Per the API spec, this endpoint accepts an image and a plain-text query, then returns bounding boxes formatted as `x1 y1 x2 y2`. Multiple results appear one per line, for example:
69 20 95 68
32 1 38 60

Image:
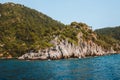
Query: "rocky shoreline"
18 38 118 60
0 53 119 60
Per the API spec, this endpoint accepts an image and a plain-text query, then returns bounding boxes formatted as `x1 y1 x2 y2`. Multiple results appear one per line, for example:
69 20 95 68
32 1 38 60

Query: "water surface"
0 54 120 80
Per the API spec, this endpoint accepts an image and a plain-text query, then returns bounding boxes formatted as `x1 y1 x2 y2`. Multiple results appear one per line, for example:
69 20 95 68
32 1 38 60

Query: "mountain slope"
0 2 119 59
0 2 65 57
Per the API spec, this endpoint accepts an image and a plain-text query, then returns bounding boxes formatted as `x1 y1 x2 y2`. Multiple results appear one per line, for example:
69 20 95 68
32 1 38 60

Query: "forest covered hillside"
0 2 65 57
95 26 120 41
0 2 119 58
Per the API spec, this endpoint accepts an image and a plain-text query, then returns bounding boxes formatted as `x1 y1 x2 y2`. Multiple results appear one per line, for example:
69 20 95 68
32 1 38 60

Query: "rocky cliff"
18 25 117 60
18 38 116 60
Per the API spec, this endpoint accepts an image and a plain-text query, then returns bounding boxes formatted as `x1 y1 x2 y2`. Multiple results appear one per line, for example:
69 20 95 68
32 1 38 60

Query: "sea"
0 54 120 80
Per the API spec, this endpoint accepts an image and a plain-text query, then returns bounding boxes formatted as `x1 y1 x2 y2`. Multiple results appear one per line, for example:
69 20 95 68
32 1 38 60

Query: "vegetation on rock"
95 27 120 50
0 2 119 57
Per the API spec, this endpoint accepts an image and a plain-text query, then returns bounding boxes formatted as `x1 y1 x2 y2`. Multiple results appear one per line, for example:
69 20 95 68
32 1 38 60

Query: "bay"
0 54 120 80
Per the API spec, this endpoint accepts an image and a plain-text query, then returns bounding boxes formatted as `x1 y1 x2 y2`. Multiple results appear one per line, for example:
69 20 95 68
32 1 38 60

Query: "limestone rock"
18 38 117 60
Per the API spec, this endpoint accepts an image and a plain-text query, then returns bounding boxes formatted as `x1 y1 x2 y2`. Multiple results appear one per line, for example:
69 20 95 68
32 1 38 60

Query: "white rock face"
18 37 116 60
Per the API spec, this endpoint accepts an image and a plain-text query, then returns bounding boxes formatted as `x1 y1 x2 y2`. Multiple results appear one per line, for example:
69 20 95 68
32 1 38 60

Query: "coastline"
0 53 119 60
18 38 119 60
18 52 119 60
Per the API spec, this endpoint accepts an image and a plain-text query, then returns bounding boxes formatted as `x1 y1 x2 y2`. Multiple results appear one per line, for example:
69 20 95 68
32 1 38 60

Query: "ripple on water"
0 54 120 80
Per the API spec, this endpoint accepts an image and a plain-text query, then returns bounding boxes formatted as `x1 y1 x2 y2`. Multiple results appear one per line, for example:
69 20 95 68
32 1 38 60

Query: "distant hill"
95 26 120 51
95 26 120 41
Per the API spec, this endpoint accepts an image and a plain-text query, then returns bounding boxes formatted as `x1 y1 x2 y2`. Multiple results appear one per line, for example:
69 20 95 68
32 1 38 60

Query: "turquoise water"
0 54 120 80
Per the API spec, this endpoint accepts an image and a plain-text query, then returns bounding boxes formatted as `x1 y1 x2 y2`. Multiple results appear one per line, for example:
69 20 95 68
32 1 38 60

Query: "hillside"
95 27 120 51
95 26 120 41
0 2 93 57
0 2 66 57
0 2 119 59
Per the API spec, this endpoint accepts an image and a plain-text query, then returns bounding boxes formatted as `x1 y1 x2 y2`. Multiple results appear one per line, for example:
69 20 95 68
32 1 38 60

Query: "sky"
0 0 120 29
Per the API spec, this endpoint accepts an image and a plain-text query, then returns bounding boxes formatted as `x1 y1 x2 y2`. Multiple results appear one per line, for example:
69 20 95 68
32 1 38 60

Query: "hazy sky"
0 0 120 29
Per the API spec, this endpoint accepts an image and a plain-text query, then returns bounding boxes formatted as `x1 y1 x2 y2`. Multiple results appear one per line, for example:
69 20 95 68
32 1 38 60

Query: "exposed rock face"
18 23 118 60
18 37 116 60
